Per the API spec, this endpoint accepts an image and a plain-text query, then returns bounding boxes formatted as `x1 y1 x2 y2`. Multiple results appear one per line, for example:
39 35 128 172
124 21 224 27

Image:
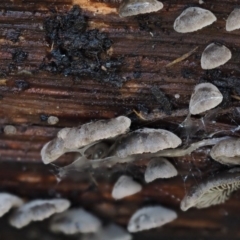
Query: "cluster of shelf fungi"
2 1 240 240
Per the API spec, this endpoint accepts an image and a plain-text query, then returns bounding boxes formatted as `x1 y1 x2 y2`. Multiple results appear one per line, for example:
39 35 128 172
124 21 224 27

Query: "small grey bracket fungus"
226 8 240 31
9 199 70 229
174 7 216 33
201 43 232 69
114 128 182 158
41 116 131 164
112 175 142 200
83 224 132 240
3 125 17 135
180 170 240 211
50 208 101 235
189 83 223 115
118 0 163 18
0 193 23 218
127 206 177 232
144 158 178 183
210 137 240 165
47 116 59 125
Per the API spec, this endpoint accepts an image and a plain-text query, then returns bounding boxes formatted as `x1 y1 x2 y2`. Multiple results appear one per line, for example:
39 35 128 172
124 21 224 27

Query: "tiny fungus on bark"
144 158 178 183
47 116 59 125
201 43 232 69
113 128 182 158
226 8 240 31
174 7 216 33
9 199 70 228
180 170 240 211
118 0 163 18
127 206 177 232
3 125 17 135
112 175 142 200
50 208 101 235
189 83 223 115
0 193 23 218
210 138 240 165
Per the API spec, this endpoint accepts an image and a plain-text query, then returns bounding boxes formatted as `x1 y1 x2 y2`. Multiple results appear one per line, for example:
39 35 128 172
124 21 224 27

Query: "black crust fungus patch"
41 5 124 87
12 49 28 63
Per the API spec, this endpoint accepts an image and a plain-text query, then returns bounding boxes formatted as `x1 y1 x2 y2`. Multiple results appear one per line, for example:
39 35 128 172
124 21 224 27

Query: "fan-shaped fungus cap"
41 116 131 164
174 7 216 33
118 0 163 18
3 125 17 135
112 175 142 200
180 170 240 211
144 158 178 183
127 206 177 232
114 128 182 158
226 8 240 31
83 224 132 240
189 83 223 115
201 43 232 69
9 199 70 228
50 208 101 234
210 138 240 165
0 193 23 218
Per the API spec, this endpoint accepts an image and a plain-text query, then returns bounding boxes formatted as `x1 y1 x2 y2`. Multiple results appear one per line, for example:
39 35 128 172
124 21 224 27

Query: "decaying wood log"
1 0 240 239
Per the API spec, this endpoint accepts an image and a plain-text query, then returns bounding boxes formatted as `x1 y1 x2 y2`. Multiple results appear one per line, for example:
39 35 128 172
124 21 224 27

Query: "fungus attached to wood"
3 125 17 135
174 7 216 33
9 199 70 228
41 116 131 164
201 43 232 69
189 83 223 115
47 116 59 125
0 193 23 218
113 128 182 158
118 0 163 18
50 208 101 235
210 137 240 165
226 8 240 31
144 158 178 183
180 170 240 211
127 206 177 232
112 175 142 200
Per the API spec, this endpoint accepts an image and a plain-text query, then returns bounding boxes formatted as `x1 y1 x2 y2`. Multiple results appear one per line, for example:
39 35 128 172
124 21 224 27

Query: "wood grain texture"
1 0 240 239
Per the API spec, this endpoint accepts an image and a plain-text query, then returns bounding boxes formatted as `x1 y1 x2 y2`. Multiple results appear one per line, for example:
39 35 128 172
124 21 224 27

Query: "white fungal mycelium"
174 7 216 33
0 193 23 218
210 137 240 165
83 224 132 240
9 199 70 228
112 175 142 200
144 158 178 183
127 206 177 232
47 116 59 125
41 116 131 164
3 125 17 135
180 170 240 211
226 8 240 31
189 83 223 115
113 128 182 158
118 0 163 18
50 208 101 235
201 43 232 69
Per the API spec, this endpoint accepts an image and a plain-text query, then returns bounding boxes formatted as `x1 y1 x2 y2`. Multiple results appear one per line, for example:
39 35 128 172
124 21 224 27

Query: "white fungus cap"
210 138 240 165
83 224 132 240
0 193 23 218
3 125 17 135
127 206 177 232
114 128 182 158
50 208 101 235
41 116 131 164
226 8 240 31
144 158 178 183
112 175 142 200
9 199 70 229
201 43 232 69
174 7 216 33
47 116 59 125
180 170 240 211
118 0 163 18
189 83 223 115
